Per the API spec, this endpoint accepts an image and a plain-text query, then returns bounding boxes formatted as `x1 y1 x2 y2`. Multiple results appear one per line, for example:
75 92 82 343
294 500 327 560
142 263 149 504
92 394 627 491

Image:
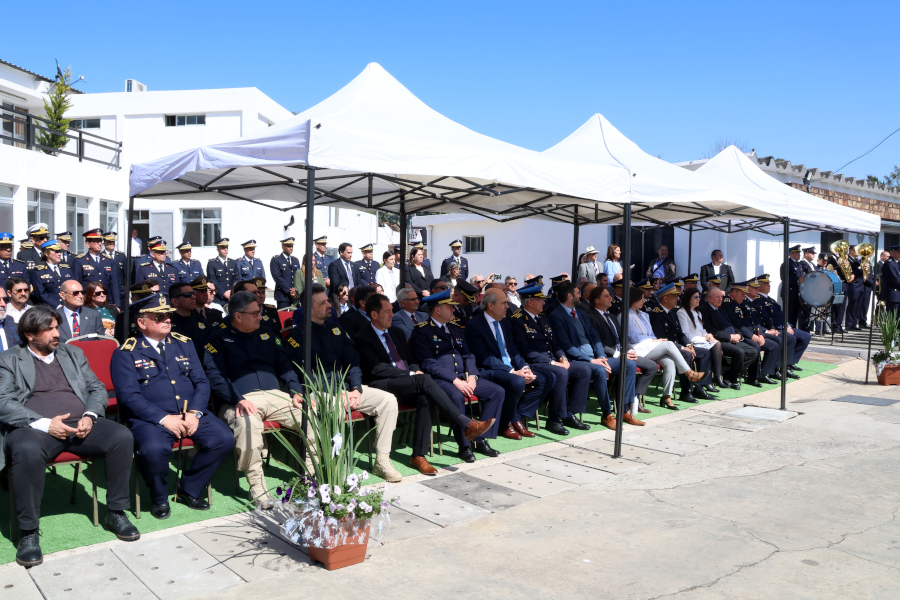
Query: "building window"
70 118 101 130
66 196 90 253
100 200 120 239
465 236 484 254
165 115 206 127
27 189 54 229
0 184 13 232
182 209 221 246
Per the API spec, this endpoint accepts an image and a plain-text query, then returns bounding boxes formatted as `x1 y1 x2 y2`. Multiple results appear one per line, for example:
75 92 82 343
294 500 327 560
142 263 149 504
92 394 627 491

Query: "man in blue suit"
409 289 504 463
328 242 362 295
465 287 554 441
391 288 428 340
548 282 636 429
440 239 469 280
111 294 234 519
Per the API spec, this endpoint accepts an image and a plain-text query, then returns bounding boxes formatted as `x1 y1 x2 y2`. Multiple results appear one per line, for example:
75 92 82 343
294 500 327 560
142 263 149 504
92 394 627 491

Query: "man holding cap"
440 240 469 281
135 240 179 290
237 240 266 281
0 232 27 291
270 237 300 308
206 238 238 303
74 228 121 308
173 241 204 285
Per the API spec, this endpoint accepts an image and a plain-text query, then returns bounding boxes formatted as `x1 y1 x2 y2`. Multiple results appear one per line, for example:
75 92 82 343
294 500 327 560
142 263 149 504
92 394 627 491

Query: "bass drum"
799 270 844 307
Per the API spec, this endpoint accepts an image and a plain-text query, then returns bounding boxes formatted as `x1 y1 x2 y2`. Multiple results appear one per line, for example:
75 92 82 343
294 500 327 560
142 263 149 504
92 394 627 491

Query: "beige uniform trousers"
219 386 398 485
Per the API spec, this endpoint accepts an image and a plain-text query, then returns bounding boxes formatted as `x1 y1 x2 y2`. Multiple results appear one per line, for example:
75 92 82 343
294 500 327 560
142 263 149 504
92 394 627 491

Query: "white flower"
333 485 341 495
331 433 343 458
359 501 373 514
346 474 359 489
308 488 316 498
319 488 331 504
360 470 369 481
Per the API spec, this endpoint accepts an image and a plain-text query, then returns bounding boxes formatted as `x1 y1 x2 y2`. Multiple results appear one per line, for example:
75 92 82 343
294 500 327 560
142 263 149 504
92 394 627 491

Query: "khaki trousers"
219 386 398 484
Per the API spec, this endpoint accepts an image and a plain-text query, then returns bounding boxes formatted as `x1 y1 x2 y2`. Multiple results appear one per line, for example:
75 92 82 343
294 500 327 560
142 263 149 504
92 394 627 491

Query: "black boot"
104 511 141 542
16 529 42 568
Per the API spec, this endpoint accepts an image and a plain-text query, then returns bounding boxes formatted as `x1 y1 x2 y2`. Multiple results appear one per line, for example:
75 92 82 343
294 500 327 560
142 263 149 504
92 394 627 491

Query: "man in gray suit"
391 287 428 340
576 246 601 284
0 305 139 568
56 280 108 342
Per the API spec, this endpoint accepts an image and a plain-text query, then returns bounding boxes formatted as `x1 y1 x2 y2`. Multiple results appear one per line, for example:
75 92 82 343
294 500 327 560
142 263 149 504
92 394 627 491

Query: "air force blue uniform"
270 254 300 308
356 258 378 286
0 258 27 292
175 259 204 285
73 252 121 306
754 293 810 365
135 260 180 291
29 263 74 305
236 256 266 281
110 331 234 505
206 257 238 302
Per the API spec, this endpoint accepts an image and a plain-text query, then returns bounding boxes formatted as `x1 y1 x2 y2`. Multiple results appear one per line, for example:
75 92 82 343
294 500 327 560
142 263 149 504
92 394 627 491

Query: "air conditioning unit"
125 79 147 93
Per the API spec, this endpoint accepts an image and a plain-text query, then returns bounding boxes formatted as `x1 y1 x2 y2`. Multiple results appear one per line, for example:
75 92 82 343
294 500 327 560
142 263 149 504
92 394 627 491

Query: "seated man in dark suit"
699 287 760 389
465 288 556 441
409 289 505 463
722 282 778 386
391 287 428 339
339 285 376 339
548 282 639 429
1 305 139 568
509 283 594 434
584 286 656 416
356 293 495 475
699 249 735 292
57 279 108 342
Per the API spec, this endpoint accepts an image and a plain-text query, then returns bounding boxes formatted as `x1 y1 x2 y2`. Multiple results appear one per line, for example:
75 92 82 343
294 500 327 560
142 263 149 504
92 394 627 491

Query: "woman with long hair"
405 247 433 297
375 250 398 302
626 287 705 410
85 281 119 336
331 284 351 317
604 244 622 279
441 262 461 288
677 287 722 392
293 253 325 302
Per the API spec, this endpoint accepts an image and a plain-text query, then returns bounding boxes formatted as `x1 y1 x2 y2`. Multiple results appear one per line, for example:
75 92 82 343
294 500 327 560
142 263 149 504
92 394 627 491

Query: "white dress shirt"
484 313 514 372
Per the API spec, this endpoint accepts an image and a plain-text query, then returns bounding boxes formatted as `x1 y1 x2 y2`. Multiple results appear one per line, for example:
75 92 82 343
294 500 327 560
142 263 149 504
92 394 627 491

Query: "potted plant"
873 309 900 386
270 364 396 570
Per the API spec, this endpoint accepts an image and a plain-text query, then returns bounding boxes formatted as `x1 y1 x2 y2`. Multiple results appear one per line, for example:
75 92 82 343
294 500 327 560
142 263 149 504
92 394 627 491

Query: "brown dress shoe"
463 418 496 443
685 369 706 383
512 421 536 438
409 455 438 476
623 411 645 426
500 424 522 440
601 414 617 430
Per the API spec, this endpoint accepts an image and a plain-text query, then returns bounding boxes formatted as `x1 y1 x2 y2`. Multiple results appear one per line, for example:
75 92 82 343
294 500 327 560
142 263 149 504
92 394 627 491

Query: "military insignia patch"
332 328 342 335
260 333 270 341
198 323 206 329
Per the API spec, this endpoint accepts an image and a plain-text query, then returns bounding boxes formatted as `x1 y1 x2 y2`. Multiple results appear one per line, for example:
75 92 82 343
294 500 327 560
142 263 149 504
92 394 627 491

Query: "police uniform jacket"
236 256 266 281
721 296 757 339
849 256 874 290
0 258 27 291
110 332 209 426
260 305 281 337
440 255 469 280
175 259 204 285
203 323 301 406
206 257 238 301
16 247 42 270
409 318 479 383
509 308 566 365
73 252 121 306
453 304 473 328
284 321 364 391
170 311 213 357
880 258 900 303
356 258 378 286
649 305 691 347
135 260 179 291
270 254 300 303
104 250 127 302
29 263 74 306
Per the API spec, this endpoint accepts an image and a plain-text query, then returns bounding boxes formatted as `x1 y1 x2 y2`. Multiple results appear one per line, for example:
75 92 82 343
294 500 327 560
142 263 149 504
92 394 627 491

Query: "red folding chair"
135 437 213 519
277 310 293 329
67 335 119 421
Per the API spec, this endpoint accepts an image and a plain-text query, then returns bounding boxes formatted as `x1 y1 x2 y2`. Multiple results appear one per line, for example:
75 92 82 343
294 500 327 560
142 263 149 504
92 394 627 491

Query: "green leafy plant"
37 66 73 153
872 308 899 365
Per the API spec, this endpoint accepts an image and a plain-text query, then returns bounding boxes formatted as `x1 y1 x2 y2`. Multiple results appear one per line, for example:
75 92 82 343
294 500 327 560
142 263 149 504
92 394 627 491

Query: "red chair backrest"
67 339 118 392
279 312 293 328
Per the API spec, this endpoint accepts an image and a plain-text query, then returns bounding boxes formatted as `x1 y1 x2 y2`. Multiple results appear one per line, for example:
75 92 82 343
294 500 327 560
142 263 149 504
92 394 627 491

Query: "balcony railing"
0 106 122 169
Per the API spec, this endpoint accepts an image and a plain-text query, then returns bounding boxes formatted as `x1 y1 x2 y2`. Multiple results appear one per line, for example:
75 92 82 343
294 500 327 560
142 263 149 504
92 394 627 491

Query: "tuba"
857 243 875 281
830 240 852 281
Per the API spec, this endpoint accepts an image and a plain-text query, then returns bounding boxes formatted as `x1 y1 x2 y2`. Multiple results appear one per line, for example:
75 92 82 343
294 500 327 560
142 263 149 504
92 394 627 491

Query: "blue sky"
5 1 899 177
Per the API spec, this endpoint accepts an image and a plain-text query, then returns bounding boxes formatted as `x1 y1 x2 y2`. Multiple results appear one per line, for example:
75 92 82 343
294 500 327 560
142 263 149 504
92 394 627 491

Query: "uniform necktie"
158 340 166 365
158 264 165 276
72 311 79 336
492 320 512 367
382 331 407 370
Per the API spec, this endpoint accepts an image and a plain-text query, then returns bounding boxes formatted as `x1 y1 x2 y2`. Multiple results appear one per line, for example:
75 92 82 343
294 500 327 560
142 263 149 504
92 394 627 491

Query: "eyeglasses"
206 287 215 292
175 291 196 298
237 310 262 318
12 287 28 294
93 291 107 297
473 280 484 285
142 313 171 323
507 282 517 287
63 290 84 296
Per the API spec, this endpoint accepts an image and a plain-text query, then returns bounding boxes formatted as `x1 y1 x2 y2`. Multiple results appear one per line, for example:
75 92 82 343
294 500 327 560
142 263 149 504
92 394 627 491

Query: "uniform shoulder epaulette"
34 265 46 270
651 306 663 313
60 264 71 268
512 309 523 319
121 337 137 351
11 258 24 264
139 261 150 267
415 321 429 328
75 253 87 259
170 331 191 343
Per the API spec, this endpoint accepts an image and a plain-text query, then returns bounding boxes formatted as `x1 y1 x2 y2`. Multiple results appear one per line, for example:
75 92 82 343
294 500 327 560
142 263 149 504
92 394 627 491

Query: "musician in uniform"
745 278 797 379
824 247 852 333
111 294 234 519
882 245 900 315
0 232 28 291
73 228 122 308
135 240 179 291
846 245 874 331
29 240 74 306
206 238 238 304
236 240 266 281
173 241 204 285
779 244 804 328
55 231 73 266
754 274 810 373
102 232 128 305
17 223 49 269
796 247 816 331
721 282 778 386
313 235 333 288
270 237 300 309
355 243 378 286
440 239 469 280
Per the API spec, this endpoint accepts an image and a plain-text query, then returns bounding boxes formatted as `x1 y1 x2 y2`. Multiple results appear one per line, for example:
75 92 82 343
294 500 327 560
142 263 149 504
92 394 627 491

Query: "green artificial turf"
0 359 836 564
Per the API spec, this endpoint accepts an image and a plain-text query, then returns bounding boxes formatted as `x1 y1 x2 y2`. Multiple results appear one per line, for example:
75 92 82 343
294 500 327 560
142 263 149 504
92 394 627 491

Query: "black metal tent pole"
299 168 316 460
571 205 580 278
865 242 878 384
613 203 632 458
687 223 693 275
780 217 790 411
399 197 407 288
122 195 135 333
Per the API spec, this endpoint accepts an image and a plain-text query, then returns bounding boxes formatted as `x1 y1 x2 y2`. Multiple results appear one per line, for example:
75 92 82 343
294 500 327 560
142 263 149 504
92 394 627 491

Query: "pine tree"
36 66 73 153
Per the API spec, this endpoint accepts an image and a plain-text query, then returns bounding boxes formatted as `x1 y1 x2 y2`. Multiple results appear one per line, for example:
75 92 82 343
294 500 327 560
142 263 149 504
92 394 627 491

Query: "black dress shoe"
760 375 778 385
175 486 210 510
473 439 500 457
786 370 800 380
150 503 171 519
562 416 590 431
693 387 713 400
545 420 570 436
679 392 698 403
104 511 141 542
705 384 720 393
15 530 42 568
659 398 680 410
792 365 803 372
713 376 728 388
747 380 762 388
458 446 476 463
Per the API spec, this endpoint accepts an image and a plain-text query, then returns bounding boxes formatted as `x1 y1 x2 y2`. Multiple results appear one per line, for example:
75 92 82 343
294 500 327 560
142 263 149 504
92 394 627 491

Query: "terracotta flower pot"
877 364 900 386
307 523 370 570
